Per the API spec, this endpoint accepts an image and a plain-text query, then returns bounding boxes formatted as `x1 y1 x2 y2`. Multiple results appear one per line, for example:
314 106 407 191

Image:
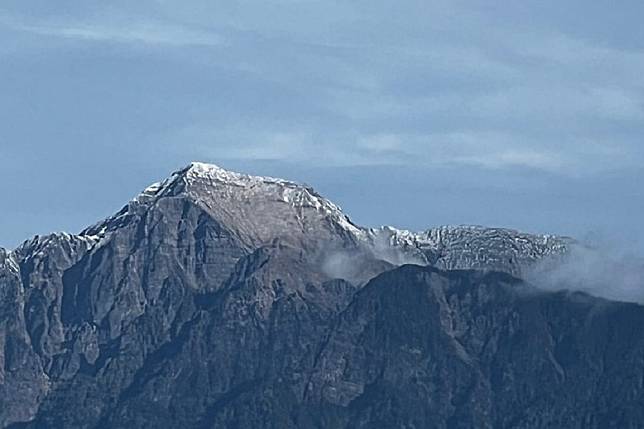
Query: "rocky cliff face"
3 162 635 429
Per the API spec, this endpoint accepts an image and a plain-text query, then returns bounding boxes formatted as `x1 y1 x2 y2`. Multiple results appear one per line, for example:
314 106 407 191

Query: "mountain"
3 162 641 428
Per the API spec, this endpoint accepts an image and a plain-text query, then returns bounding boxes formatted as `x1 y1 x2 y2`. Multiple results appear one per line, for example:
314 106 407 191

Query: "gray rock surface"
3 162 632 429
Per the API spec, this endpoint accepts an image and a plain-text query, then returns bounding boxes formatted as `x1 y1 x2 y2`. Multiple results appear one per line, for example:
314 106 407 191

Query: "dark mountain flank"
2 163 641 428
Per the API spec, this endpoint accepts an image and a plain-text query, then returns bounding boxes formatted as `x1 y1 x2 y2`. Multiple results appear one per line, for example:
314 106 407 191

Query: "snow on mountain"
0 247 19 275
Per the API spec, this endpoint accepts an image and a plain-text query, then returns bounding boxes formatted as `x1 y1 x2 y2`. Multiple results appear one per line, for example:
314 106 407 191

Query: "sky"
1 1 643 251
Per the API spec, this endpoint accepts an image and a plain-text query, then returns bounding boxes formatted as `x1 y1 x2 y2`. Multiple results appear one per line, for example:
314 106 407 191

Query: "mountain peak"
183 161 291 187
78 162 570 278
188 161 225 171
138 161 300 202
82 161 363 247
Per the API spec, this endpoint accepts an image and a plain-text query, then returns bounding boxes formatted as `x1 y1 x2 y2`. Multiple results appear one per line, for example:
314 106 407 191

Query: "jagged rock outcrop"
368 225 570 277
5 162 633 429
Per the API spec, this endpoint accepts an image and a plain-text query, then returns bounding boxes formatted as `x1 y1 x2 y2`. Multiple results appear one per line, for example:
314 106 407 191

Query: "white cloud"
454 149 564 171
167 123 580 173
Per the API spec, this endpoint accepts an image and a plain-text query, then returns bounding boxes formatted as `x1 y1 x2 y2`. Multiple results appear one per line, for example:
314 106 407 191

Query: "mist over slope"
527 241 644 304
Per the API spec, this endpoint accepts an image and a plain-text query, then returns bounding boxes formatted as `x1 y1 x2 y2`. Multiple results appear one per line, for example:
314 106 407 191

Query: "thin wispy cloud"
167 124 574 172
1 16 224 47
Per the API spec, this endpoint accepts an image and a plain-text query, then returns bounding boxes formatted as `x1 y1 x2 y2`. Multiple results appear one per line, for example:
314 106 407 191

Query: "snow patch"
2 251 19 274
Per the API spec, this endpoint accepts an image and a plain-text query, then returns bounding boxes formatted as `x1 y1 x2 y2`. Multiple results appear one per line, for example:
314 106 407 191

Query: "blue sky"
1 1 643 250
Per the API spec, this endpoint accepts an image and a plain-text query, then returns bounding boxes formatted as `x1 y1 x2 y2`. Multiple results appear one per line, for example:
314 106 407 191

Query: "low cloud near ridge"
527 242 644 304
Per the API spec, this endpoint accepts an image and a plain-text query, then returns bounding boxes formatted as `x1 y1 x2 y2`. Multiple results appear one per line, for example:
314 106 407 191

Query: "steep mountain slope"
11 261 644 428
304 266 644 428
0 162 609 428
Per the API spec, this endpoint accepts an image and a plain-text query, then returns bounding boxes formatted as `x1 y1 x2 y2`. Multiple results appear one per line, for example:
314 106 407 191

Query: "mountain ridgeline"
1 162 643 428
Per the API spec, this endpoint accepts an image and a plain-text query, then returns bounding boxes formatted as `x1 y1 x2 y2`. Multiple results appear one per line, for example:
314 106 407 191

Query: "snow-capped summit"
134 162 355 223
78 162 571 278
139 162 305 200
82 162 364 258
185 161 287 186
